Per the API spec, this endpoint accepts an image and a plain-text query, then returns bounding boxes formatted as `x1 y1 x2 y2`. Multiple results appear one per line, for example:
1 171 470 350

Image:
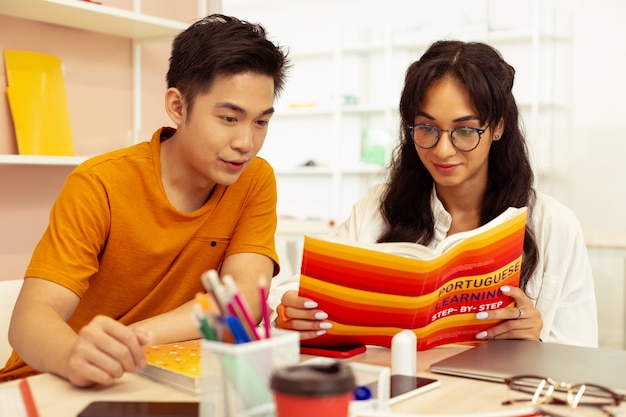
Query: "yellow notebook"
3 50 75 156
135 339 201 394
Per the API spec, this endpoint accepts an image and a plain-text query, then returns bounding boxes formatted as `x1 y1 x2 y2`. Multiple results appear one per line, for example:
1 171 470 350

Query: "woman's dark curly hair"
378 40 538 290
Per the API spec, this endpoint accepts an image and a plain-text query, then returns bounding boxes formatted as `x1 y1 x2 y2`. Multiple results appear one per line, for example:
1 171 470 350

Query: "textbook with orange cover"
135 339 201 394
298 206 527 351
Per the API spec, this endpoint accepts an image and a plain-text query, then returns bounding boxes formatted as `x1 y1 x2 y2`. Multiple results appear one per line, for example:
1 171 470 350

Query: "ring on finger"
517 306 524 320
277 304 292 322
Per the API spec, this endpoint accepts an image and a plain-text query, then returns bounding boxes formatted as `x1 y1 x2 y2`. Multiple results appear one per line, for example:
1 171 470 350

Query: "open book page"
433 206 527 255
298 207 527 350
324 206 526 259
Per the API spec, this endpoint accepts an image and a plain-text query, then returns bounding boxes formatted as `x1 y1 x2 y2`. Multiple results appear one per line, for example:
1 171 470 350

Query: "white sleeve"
266 184 387 321
529 193 598 347
333 183 387 243
266 271 300 323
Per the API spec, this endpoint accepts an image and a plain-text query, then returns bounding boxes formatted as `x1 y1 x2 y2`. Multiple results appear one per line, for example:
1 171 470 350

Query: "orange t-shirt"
1 127 279 381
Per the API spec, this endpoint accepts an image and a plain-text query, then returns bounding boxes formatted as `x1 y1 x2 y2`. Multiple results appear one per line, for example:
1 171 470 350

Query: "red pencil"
223 275 261 341
18 378 40 417
259 276 271 339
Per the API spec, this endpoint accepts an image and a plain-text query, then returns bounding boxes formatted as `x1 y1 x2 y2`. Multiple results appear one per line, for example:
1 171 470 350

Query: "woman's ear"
164 87 186 126
494 118 505 141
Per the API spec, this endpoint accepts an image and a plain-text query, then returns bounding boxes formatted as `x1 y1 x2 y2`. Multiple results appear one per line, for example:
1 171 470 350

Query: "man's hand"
65 316 153 387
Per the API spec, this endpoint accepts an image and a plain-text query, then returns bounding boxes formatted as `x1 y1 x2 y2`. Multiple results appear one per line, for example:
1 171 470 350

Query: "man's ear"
164 87 185 125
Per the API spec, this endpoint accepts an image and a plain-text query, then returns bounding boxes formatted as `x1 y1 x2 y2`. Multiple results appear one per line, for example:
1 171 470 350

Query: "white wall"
223 0 626 349
549 0 626 234
563 0 626 348
222 0 626 235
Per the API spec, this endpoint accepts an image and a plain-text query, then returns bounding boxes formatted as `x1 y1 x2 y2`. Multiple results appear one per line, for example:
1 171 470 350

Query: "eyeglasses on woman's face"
409 124 486 152
503 375 625 417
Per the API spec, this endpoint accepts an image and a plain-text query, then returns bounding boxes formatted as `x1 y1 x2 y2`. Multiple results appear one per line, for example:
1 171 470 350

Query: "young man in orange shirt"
2 14 289 387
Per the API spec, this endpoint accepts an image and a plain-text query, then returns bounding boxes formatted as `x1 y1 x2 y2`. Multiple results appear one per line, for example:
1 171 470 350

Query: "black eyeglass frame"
503 374 625 417
408 123 487 152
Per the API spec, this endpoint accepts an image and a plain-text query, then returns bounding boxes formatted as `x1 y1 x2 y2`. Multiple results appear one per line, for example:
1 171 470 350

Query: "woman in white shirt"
270 40 598 347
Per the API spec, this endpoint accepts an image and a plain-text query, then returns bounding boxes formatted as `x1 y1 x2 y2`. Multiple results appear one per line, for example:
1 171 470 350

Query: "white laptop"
430 339 626 394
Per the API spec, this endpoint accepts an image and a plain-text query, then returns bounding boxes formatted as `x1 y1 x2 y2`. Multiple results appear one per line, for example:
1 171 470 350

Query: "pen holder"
200 329 299 417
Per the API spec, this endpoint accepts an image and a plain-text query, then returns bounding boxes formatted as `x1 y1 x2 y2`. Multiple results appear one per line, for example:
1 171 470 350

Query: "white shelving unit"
0 154 89 166
0 0 204 165
0 1 209 285
0 0 189 39
226 0 569 223
258 22 395 222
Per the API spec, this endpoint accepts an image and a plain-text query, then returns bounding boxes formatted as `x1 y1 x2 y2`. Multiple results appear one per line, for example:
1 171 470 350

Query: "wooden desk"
346 345 523 415
3 345 625 416
1 370 198 417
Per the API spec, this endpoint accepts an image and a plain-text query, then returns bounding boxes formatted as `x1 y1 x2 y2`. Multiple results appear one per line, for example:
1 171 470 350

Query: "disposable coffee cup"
270 361 356 417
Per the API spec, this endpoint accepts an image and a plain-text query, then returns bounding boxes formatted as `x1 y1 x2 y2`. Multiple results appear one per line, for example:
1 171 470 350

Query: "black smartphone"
300 344 367 359
77 401 198 417
364 374 440 404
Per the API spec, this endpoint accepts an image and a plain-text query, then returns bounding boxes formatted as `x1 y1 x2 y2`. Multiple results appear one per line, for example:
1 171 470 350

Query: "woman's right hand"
275 290 333 340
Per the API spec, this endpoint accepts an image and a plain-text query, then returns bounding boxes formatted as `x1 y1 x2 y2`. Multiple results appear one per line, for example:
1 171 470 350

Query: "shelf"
275 167 334 175
276 218 335 235
342 42 387 55
0 0 189 40
277 104 390 117
341 165 385 175
342 104 390 114
517 101 569 112
291 28 568 61
290 42 386 59
276 106 334 117
392 28 561 51
278 101 563 117
290 47 334 59
290 28 562 59
0 154 88 166
274 165 384 176
0 1 194 168
586 230 626 250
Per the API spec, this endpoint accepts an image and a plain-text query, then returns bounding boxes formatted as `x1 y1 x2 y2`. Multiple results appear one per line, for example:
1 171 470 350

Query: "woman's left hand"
474 285 543 341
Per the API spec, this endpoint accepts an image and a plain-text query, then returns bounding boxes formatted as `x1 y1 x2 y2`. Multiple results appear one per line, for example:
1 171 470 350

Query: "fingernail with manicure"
315 311 328 320
476 312 489 320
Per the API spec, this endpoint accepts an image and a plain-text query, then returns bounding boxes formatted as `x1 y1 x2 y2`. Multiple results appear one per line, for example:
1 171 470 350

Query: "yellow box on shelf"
3 50 75 156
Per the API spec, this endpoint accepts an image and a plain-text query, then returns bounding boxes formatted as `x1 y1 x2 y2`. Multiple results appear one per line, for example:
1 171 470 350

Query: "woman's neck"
436 184 485 235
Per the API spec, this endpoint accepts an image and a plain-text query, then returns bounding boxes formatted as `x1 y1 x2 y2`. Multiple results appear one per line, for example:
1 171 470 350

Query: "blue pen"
226 316 251 344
